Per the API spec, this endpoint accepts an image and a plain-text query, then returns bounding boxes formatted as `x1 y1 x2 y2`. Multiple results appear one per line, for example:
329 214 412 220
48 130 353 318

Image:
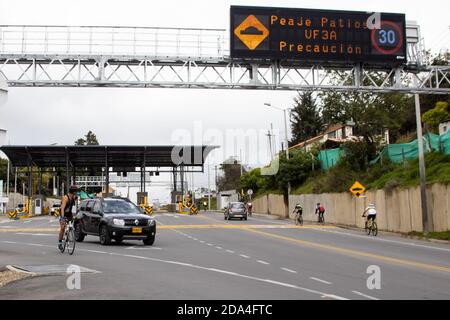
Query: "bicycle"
60 218 76 255
364 216 378 236
294 212 303 226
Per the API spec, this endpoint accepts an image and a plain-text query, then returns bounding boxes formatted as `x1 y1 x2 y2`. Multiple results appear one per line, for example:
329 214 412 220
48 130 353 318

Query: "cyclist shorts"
59 214 73 222
367 215 376 221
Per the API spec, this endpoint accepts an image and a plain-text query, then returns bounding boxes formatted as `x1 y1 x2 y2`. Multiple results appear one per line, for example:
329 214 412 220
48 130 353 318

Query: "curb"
6 265 37 276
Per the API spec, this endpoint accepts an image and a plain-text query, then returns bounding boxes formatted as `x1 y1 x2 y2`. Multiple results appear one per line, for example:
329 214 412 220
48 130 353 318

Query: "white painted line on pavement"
215 246 223 250
321 294 348 300
351 290 380 300
239 254 250 259
86 250 108 254
124 246 162 250
199 241 205 243
226 250 235 254
207 243 213 246
314 228 450 252
310 277 332 285
2 241 18 244
281 267 297 274
23 220 32 224
15 233 53 236
257 260 270 265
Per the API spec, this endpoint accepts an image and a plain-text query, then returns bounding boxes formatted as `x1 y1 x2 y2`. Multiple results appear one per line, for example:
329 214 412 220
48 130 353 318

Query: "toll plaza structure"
0 145 216 214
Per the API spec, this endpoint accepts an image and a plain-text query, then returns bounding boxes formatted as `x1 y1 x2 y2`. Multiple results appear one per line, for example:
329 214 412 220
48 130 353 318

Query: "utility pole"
207 164 211 211
415 92 429 235
6 157 10 201
266 129 274 161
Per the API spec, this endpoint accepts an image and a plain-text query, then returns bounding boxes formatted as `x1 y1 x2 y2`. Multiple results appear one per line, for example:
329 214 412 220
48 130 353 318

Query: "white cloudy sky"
0 0 449 202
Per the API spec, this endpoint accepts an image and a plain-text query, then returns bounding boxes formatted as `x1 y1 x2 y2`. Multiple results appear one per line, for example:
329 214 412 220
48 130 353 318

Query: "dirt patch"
0 269 32 288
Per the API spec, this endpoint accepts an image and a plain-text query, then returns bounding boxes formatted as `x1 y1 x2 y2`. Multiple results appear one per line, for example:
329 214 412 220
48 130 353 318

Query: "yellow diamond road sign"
234 15 269 50
350 181 366 197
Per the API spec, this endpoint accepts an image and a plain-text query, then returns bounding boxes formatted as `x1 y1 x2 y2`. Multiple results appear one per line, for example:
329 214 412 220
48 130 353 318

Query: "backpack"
319 205 325 213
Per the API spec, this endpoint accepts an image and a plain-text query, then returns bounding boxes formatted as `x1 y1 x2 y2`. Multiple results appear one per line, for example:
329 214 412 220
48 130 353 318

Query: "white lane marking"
215 246 223 250
321 294 348 300
192 238 198 241
23 220 32 224
0 226 14 228
207 243 213 246
199 241 205 244
281 267 297 274
310 277 332 285
257 260 270 265
15 233 53 236
86 250 108 254
351 290 380 300
315 228 450 253
124 246 162 250
174 216 179 219
0 240 350 300
2 241 18 244
239 254 250 259
226 250 235 254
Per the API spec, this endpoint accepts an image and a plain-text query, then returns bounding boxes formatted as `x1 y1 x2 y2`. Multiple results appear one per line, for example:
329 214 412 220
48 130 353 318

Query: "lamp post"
264 103 292 217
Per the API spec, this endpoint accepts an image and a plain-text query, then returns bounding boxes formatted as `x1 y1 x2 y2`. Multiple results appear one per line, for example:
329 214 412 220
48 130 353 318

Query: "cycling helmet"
295 204 302 208
368 203 376 208
68 185 78 194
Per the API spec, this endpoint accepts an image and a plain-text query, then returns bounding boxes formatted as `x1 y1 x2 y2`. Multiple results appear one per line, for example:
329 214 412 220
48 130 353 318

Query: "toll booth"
137 192 148 205
33 195 45 215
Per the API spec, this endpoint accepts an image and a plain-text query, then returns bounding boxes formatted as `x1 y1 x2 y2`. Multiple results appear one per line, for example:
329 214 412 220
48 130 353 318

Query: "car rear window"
231 203 245 209
102 200 140 214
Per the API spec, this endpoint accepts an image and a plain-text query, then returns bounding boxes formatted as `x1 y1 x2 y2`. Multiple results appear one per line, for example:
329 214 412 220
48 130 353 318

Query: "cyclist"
315 203 325 223
246 202 253 216
58 185 78 250
362 203 377 230
293 203 303 224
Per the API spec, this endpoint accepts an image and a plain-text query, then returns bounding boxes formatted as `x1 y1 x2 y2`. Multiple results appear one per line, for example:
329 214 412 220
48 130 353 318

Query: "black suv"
74 197 156 246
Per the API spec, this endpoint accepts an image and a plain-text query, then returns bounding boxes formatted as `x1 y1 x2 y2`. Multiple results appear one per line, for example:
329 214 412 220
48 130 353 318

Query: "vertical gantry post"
180 165 184 196
65 147 70 194
105 147 109 196
143 147 147 193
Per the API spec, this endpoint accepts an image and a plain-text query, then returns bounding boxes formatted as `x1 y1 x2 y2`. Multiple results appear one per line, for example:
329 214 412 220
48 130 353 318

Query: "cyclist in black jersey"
58 185 78 250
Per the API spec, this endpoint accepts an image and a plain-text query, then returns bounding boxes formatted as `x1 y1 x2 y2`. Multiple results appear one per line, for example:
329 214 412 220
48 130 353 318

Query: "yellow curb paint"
244 228 450 274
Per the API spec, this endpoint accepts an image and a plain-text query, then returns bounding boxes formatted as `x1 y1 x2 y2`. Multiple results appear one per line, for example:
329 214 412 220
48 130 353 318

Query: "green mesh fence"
317 148 343 170
320 131 450 170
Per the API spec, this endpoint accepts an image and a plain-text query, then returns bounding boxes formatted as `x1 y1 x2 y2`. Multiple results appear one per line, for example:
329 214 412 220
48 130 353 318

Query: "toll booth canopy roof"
0 145 216 168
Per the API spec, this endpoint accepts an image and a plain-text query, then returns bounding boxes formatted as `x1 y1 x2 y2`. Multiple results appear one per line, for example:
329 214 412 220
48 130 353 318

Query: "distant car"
50 202 61 215
74 197 156 246
224 202 247 221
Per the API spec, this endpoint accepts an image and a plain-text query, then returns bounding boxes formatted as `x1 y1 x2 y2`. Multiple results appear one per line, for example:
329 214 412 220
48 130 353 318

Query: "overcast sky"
0 0 449 202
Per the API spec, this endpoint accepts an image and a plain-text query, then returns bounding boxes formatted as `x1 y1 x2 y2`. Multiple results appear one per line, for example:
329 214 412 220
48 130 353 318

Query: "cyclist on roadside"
315 203 325 223
246 202 253 216
293 203 303 224
362 203 377 229
58 185 78 250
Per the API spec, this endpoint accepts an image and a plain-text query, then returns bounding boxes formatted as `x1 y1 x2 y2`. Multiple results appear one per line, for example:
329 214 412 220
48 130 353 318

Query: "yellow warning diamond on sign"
350 181 366 197
234 15 269 50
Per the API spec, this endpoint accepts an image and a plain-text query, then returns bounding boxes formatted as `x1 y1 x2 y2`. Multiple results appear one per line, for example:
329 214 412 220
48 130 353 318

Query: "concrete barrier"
253 183 450 233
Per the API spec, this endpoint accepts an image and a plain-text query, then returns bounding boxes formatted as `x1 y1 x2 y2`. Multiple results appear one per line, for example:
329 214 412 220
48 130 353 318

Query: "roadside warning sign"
350 181 366 197
234 15 269 50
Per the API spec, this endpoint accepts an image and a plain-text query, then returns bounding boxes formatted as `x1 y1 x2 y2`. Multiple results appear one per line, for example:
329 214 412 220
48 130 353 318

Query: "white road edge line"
281 267 297 274
352 290 380 300
257 260 270 265
0 240 350 300
310 277 332 285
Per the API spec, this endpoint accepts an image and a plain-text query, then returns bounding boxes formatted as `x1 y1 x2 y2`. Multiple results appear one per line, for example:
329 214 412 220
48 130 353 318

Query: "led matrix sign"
230 6 407 65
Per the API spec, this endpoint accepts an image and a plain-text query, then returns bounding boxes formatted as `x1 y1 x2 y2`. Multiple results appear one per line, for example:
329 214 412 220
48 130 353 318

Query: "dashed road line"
226 250 235 254
239 254 250 259
257 260 270 265
310 277 332 285
352 290 380 300
281 267 297 274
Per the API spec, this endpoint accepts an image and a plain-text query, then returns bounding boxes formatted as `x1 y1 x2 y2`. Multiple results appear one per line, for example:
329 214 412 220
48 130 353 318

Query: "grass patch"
408 231 450 241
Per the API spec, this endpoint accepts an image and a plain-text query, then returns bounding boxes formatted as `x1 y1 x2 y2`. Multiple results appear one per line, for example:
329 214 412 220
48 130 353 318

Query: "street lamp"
264 103 290 160
264 103 291 217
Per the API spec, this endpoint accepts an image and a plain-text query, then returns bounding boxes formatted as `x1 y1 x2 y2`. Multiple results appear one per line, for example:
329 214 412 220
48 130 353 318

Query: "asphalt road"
0 211 449 300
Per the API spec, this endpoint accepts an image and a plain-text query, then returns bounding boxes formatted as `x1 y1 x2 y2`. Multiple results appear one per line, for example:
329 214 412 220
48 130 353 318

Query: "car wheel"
143 234 155 246
99 225 111 245
75 222 85 242
244 215 248 221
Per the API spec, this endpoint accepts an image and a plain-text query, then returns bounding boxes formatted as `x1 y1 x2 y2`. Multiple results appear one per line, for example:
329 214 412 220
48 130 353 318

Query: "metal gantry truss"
0 25 448 94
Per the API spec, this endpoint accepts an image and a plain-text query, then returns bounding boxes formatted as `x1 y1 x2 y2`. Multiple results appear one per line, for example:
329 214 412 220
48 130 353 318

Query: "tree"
422 102 450 132
74 131 100 145
217 159 245 192
289 91 324 146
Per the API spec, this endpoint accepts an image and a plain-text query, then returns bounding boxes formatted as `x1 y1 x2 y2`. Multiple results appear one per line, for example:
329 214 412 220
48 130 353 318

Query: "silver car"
224 202 247 221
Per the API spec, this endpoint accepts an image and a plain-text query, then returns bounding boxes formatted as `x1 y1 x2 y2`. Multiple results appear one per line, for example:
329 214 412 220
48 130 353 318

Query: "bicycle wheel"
59 236 66 253
366 222 372 235
66 227 76 255
372 222 378 236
